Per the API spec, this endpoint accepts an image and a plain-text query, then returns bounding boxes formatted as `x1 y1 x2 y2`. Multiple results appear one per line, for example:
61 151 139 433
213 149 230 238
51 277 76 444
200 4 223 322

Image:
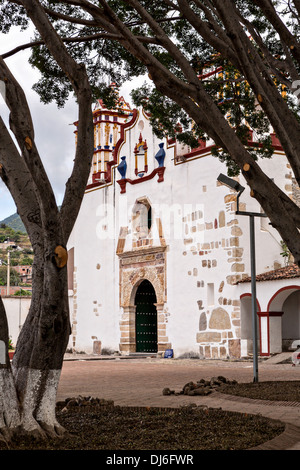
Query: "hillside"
0 213 26 234
0 223 33 266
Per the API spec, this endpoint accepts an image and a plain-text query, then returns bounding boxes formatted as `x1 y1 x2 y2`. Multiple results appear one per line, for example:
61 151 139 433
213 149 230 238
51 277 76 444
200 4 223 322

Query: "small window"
207 283 215 307
147 205 152 230
132 197 152 239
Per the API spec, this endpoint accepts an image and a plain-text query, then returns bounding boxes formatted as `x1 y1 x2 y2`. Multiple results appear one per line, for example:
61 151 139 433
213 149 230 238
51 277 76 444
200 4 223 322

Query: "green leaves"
130 53 276 169
0 0 29 34
131 83 202 147
3 0 300 173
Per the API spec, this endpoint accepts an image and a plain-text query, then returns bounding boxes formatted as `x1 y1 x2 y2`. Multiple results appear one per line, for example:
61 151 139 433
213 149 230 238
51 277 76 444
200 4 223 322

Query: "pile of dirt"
163 376 300 403
163 375 237 396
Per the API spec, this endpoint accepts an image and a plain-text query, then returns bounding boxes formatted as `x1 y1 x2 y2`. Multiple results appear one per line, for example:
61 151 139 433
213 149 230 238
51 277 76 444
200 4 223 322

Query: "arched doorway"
135 280 157 353
282 290 300 350
267 286 300 352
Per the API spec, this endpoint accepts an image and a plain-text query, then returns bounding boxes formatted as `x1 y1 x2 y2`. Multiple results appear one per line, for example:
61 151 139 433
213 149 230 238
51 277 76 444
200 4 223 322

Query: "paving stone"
58 356 300 450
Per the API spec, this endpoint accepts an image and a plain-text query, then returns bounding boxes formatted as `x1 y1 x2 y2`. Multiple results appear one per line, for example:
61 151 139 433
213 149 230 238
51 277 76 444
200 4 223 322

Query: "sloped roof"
238 264 300 283
94 95 132 112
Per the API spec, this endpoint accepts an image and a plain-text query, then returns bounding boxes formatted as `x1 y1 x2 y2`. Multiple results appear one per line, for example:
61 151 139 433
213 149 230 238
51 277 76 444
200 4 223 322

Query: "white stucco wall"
3 296 31 347
3 292 74 351
68 106 293 357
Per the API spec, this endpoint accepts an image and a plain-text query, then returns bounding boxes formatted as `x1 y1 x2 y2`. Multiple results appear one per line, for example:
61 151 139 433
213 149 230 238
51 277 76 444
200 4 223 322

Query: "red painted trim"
182 139 283 161
117 167 165 194
267 285 300 312
74 110 131 127
240 293 261 312
93 110 130 118
106 109 138 184
85 179 104 190
182 144 215 160
270 133 281 147
246 141 283 151
257 312 270 356
198 66 223 80
92 171 107 184
257 311 283 356
86 109 138 190
268 311 284 317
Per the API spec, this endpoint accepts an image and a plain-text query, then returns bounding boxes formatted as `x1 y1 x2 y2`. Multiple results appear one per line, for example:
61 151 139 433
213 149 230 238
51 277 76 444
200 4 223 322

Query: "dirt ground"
1 374 296 451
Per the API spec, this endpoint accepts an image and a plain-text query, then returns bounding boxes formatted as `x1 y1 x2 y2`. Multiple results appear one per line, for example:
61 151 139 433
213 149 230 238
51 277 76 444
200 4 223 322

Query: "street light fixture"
217 173 267 383
216 173 245 194
217 173 245 213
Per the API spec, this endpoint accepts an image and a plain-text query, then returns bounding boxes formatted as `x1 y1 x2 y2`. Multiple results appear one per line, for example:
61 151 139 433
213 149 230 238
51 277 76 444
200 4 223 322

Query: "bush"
14 289 32 296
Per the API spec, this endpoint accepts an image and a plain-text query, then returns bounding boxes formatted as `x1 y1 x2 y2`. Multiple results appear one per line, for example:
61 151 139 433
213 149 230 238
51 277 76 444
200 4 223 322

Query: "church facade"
67 92 300 359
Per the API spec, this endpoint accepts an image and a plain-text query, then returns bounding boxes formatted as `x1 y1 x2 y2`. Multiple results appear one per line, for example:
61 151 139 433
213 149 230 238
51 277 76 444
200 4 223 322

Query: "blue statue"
117 156 127 179
155 143 166 167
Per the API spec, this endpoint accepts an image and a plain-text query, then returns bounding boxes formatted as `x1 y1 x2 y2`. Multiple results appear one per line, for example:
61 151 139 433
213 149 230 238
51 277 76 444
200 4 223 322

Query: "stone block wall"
181 185 248 359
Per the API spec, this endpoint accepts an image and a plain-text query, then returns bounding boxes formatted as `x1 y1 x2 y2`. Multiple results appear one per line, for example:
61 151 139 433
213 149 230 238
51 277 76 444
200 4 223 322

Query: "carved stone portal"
116 216 171 355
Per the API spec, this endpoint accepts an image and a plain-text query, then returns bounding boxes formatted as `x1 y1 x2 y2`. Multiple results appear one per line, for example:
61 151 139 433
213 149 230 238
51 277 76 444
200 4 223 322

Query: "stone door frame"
118 246 171 355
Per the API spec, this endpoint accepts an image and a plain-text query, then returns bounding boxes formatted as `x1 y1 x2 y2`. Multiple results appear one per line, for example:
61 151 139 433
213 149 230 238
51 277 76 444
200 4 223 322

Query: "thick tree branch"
0 294 10 368
20 0 94 242
2 31 159 59
125 0 201 88
0 117 43 251
78 0 300 252
5 0 300 262
177 0 240 68
209 0 300 185
232 4 300 86
50 0 119 33
0 57 59 236
92 0 196 96
292 0 300 18
252 0 300 65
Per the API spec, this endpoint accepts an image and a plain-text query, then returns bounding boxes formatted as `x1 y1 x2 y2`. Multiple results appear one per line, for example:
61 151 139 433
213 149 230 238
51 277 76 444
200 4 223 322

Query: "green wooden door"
135 280 157 353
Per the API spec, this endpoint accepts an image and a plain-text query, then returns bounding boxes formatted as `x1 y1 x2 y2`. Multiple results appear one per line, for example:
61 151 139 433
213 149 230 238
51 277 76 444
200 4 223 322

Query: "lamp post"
217 173 267 383
6 249 10 296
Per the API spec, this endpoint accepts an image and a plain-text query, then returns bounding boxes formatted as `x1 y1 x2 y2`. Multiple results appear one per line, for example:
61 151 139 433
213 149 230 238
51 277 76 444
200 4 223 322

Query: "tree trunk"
0 296 21 442
0 0 94 444
0 247 71 442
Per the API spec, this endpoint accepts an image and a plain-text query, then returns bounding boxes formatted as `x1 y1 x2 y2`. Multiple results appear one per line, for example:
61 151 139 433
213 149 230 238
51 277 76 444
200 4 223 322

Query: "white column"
269 312 283 354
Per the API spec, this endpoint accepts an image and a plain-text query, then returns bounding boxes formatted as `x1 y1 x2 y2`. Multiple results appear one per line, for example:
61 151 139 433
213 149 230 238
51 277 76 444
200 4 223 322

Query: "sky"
0 25 141 222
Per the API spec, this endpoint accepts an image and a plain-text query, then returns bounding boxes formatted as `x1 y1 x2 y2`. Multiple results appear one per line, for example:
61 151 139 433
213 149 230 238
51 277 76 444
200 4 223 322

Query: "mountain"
0 213 26 234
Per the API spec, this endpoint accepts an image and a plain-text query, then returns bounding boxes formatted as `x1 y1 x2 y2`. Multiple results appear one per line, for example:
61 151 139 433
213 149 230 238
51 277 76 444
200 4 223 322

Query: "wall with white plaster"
68 106 294 358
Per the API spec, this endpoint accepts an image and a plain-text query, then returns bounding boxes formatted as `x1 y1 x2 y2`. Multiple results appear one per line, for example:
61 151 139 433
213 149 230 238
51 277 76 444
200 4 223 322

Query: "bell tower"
73 83 133 187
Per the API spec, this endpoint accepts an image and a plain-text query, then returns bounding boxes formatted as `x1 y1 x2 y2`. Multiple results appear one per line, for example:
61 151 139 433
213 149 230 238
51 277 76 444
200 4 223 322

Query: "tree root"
0 417 67 447
38 420 67 439
0 426 16 448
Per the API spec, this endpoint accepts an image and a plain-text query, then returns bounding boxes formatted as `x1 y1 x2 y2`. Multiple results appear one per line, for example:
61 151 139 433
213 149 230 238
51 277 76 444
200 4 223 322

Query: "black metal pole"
249 214 259 383
217 172 265 381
